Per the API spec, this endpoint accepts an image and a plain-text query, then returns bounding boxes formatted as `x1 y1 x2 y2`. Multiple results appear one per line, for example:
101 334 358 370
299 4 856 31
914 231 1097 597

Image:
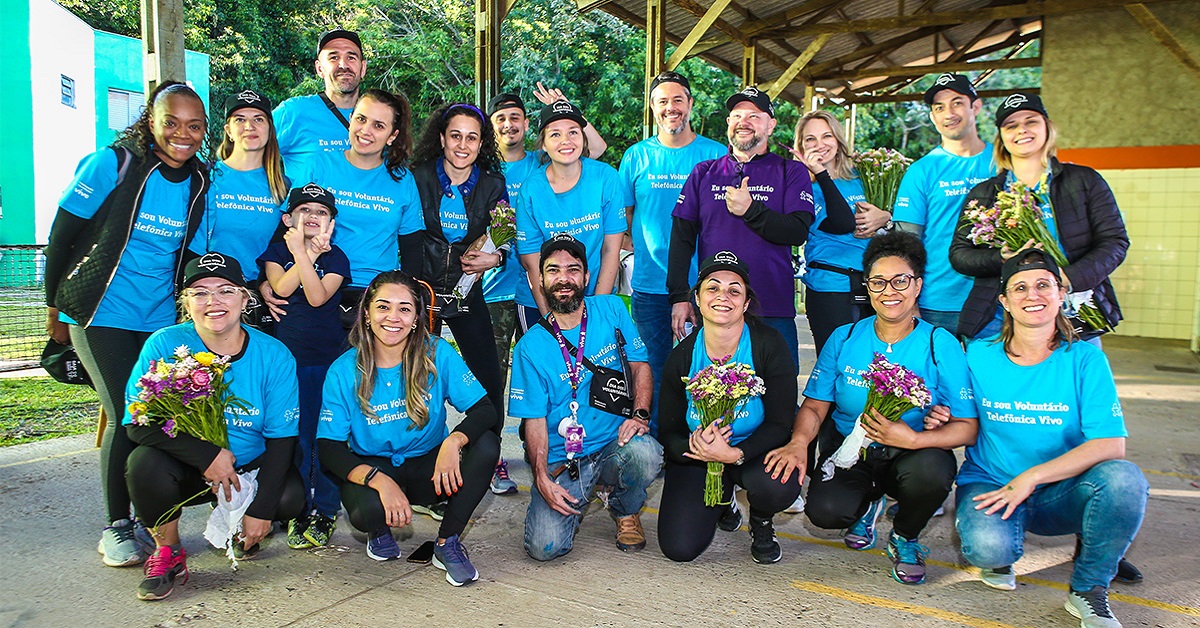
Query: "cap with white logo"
286 183 337 216
538 100 588 132
223 89 273 119
922 73 977 105
725 86 775 118
697 250 752 285
184 252 247 288
994 92 1048 128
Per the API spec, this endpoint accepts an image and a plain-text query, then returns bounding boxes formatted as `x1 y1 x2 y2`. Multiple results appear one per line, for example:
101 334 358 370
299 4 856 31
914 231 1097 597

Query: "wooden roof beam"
1125 3 1200 80
597 2 743 76
665 0 736 70
820 55 1040 82
802 26 947 78
851 87 1040 104
764 33 832 98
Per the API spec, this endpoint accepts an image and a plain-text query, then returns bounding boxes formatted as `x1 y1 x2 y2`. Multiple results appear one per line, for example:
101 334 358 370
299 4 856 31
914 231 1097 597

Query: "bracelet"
363 466 380 486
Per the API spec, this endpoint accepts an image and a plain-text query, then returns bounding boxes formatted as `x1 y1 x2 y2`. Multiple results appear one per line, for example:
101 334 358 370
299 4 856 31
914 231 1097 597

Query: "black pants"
657 455 803 562
805 446 956 540
339 431 499 539
126 446 305 525
805 287 870 357
434 288 505 434
70 324 152 523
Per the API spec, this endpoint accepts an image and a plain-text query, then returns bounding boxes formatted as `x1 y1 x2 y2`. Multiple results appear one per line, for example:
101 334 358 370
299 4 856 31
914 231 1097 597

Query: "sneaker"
981 566 1017 591
304 513 337 547
782 494 806 515
132 519 157 557
137 545 188 601
232 538 261 560
1065 586 1122 628
844 497 887 550
1113 557 1143 584
886 532 930 585
614 514 647 552
490 459 518 495
412 502 446 522
749 516 782 564
288 515 313 549
366 528 400 561
717 499 743 532
432 535 479 586
98 518 146 567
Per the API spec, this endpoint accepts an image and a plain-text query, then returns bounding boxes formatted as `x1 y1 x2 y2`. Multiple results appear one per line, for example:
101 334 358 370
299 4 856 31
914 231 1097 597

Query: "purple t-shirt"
673 152 814 317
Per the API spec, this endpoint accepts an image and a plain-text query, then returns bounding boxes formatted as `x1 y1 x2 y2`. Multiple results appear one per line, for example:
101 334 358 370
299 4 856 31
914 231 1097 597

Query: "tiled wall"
1104 167 1200 341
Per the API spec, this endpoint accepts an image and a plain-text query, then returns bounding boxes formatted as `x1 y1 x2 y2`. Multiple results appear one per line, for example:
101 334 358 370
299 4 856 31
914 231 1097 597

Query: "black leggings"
126 446 305 525
805 287 870 357
339 431 499 539
70 324 152 523
658 455 803 562
805 447 957 540
434 289 505 434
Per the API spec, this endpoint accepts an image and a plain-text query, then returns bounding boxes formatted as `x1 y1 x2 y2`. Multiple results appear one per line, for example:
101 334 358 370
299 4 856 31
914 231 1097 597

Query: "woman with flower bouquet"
657 252 801 565
950 93 1128 341
764 232 978 584
409 103 509 430
124 253 305 600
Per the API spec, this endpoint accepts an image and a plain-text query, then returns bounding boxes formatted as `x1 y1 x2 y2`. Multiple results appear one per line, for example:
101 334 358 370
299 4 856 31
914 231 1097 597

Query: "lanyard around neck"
549 304 588 400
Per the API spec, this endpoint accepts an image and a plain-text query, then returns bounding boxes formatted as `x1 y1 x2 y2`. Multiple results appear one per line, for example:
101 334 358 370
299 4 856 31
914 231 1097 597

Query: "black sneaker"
1074 536 1143 584
717 499 742 532
412 501 446 522
748 516 782 564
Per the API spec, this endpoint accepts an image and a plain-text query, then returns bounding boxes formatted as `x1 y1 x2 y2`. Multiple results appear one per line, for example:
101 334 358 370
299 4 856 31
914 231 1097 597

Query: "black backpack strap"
114 147 134 186
318 93 351 130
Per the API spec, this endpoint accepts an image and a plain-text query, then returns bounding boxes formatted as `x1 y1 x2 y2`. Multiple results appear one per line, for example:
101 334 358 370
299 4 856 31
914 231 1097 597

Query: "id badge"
565 425 584 455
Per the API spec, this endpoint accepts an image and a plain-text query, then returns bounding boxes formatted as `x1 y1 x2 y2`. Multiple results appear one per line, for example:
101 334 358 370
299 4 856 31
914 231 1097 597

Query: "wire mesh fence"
1 246 47 371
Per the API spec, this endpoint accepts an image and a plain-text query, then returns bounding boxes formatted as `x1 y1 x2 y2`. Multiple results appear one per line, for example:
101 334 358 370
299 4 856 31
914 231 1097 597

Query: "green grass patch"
0 377 99 446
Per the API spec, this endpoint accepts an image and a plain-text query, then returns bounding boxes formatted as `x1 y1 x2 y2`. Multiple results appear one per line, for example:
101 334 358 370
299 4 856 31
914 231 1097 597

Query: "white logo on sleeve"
1112 402 1123 418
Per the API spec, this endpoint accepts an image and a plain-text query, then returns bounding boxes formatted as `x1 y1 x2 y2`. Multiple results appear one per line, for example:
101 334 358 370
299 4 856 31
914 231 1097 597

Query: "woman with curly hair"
44 81 209 568
407 103 507 425
318 271 500 586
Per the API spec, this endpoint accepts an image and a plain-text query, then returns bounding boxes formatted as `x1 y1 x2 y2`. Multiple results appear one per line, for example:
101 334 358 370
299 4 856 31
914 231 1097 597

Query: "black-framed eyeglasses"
865 274 916 293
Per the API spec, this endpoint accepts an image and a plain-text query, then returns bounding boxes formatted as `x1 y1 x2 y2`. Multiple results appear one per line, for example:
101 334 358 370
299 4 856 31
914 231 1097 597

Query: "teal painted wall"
0 0 35 246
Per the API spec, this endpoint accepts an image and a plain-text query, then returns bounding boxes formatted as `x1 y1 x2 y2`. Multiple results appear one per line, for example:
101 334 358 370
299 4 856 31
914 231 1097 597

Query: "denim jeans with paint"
760 316 799 370
524 435 663 561
955 459 1147 591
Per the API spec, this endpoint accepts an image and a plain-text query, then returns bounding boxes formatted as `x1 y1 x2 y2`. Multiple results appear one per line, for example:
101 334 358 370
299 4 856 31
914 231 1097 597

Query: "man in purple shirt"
668 86 815 367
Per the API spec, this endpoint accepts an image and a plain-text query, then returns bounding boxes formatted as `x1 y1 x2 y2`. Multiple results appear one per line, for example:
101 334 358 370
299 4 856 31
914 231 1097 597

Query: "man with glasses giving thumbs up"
668 86 815 368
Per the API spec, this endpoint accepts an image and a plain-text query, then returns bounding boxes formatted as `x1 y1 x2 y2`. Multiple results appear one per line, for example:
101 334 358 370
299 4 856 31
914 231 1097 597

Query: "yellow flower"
194 352 216 367
128 401 147 416
155 361 171 376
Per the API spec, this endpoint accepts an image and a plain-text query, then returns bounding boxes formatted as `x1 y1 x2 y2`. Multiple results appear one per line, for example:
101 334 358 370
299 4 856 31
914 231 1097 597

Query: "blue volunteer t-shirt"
684 324 764 444
804 316 976 436
515 158 631 308
893 145 995 313
508 295 646 464
257 242 351 366
317 337 487 466
483 153 541 303
58 149 189 331
958 340 1127 487
802 176 869 293
304 151 424 288
619 135 727 295
439 192 469 244
122 323 300 465
274 95 353 176
190 162 284 282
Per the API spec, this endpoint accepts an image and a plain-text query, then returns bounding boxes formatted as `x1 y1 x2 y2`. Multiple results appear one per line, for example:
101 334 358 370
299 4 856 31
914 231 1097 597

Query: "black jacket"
410 161 507 297
659 320 798 467
44 148 208 326
949 158 1128 338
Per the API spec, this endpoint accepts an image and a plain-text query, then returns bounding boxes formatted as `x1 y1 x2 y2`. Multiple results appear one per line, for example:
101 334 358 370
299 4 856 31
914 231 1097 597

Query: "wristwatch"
633 408 650 422
495 248 507 270
732 449 746 466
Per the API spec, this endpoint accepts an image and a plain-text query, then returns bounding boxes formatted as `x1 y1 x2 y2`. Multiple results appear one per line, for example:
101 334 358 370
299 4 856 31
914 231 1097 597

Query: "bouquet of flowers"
851 148 913 213
822 354 931 479
454 199 516 299
128 345 250 528
961 182 1111 333
683 357 766 506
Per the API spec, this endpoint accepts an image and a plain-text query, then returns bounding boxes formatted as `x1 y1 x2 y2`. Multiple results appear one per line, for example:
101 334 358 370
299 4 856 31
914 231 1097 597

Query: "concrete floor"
1 324 1198 627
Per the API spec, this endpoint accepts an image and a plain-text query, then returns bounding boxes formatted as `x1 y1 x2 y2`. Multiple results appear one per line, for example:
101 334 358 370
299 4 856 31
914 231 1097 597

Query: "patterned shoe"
304 513 337 547
412 502 446 522
288 515 313 549
490 459 518 495
886 532 930 585
844 497 886 550
137 546 188 601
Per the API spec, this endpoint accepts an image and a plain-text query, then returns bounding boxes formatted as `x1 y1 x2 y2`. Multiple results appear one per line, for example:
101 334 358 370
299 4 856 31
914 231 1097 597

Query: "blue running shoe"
844 497 886 550
887 532 930 584
366 528 400 561
432 535 479 586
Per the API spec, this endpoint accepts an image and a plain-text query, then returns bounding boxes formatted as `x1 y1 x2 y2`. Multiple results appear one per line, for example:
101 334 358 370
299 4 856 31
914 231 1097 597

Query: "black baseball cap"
650 71 691 95
697 250 751 285
183 252 247 288
1000 249 1063 290
317 29 362 56
538 100 588 133
923 73 978 105
995 92 1049 128
286 183 337 217
540 233 588 270
487 92 525 116
223 89 272 119
725 86 774 118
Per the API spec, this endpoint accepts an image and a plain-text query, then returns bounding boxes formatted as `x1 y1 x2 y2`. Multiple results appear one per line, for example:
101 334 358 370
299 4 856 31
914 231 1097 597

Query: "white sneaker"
981 566 1017 591
782 494 805 514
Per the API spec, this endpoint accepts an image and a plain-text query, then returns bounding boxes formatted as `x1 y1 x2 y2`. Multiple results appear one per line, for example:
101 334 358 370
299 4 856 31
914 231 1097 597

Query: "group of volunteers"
42 24 1147 626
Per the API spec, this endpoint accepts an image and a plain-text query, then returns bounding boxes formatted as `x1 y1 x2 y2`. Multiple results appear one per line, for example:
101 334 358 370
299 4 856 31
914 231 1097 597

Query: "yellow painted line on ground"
0 447 94 469
791 581 1019 628
1010 574 1200 618
1144 468 1200 481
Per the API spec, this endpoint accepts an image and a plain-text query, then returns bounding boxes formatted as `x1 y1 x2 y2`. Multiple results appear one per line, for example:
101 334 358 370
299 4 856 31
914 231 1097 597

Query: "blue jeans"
955 460 1148 591
760 316 799 370
631 290 673 434
920 309 961 336
297 363 341 517
524 435 663 561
